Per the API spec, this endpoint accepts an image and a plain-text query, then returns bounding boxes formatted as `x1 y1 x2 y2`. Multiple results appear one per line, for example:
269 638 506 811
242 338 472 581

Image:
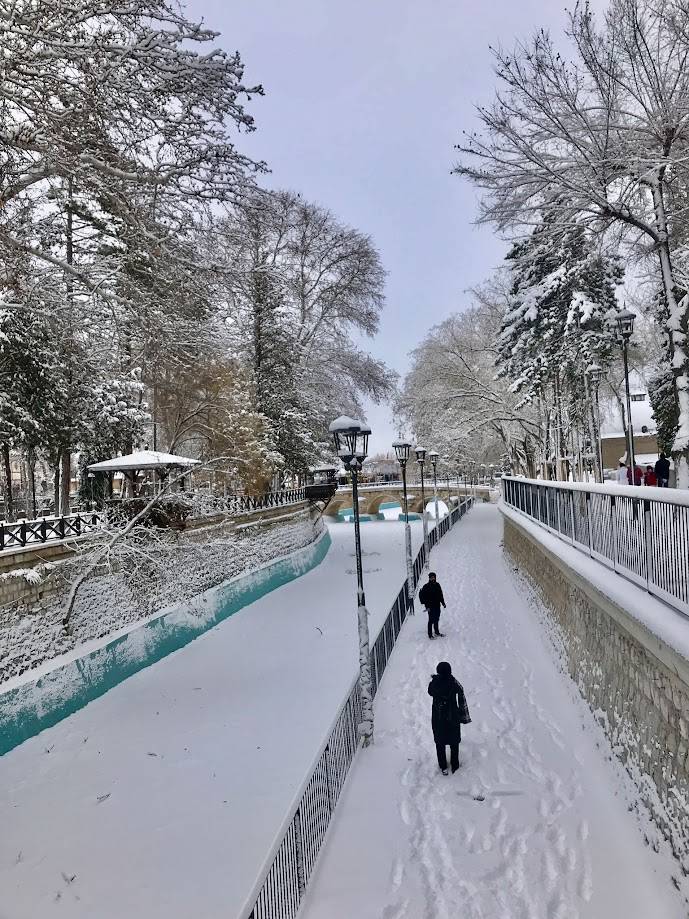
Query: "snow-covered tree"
216 191 394 475
455 0 689 484
397 278 541 475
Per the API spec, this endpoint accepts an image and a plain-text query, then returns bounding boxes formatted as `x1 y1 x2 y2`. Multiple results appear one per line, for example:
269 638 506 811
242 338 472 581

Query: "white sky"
186 1 597 453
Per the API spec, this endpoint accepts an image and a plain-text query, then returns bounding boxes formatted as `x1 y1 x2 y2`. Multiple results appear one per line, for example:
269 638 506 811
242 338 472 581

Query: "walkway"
1 520 426 919
300 504 685 919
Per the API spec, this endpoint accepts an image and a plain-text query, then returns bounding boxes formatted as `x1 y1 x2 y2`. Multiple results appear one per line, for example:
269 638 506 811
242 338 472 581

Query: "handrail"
501 476 689 617
239 497 474 919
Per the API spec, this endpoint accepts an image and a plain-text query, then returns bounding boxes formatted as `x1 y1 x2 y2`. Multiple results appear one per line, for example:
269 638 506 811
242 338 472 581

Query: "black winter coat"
655 456 670 479
428 675 471 744
419 581 445 611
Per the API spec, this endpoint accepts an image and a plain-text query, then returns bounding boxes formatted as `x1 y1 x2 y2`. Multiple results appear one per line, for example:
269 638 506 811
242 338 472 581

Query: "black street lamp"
393 439 414 612
429 450 440 523
616 309 637 478
586 362 604 483
415 446 430 569
329 415 374 744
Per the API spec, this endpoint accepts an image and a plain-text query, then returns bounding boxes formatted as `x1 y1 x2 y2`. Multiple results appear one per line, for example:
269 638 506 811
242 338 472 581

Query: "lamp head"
616 308 635 340
329 416 370 467
586 362 603 385
392 439 411 465
414 446 427 464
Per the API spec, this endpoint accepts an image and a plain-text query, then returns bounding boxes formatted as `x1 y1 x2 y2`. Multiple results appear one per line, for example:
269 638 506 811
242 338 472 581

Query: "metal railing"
0 490 308 553
0 512 103 551
241 497 474 919
502 476 689 618
224 488 306 516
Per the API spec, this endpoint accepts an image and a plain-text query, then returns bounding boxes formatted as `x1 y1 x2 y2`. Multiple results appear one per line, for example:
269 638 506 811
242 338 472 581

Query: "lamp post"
445 463 452 524
87 471 96 509
415 446 430 569
393 439 415 613
586 363 604 483
429 450 440 524
616 309 636 479
329 416 374 745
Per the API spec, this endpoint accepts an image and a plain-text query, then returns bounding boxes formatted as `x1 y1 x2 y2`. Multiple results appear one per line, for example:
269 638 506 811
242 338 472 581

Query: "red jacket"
627 465 643 485
644 469 657 486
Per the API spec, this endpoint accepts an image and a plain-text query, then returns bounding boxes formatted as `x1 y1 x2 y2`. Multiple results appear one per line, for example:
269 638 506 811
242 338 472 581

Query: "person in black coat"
655 452 670 487
428 661 471 774
419 572 446 639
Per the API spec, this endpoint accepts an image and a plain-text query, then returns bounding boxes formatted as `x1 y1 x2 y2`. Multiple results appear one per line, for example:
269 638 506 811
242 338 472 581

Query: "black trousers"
427 607 441 638
436 741 459 771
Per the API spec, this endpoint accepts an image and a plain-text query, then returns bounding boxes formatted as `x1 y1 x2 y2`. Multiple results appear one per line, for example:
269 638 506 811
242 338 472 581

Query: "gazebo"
87 450 200 498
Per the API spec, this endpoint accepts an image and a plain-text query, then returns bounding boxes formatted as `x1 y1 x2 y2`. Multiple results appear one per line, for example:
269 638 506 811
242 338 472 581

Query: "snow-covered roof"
87 450 200 472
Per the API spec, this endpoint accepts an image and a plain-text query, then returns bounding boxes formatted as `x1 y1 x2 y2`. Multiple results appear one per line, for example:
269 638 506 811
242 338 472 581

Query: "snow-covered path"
300 504 685 919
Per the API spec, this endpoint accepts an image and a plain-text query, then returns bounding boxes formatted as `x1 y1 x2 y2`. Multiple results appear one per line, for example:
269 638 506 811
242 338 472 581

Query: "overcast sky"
186 1 582 454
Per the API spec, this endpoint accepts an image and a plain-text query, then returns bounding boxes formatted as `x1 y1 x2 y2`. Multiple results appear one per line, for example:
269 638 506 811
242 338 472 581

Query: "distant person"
419 571 446 640
617 461 628 484
428 661 471 774
655 452 670 488
644 465 657 487
627 463 643 486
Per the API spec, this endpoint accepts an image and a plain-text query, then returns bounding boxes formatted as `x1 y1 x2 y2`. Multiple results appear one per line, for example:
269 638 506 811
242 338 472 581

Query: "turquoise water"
0 531 332 757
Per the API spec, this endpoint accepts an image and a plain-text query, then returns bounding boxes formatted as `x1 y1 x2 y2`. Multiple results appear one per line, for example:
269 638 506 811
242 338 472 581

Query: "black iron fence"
502 476 689 618
0 513 103 551
0 489 308 553
241 496 474 919
225 488 306 516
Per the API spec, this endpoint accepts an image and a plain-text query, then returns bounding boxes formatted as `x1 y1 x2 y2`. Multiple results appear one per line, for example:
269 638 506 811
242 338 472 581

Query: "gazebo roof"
87 450 201 473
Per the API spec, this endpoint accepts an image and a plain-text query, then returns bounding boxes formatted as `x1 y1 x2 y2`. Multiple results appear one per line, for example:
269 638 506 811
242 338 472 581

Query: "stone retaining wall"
1 504 321 685
503 512 689 872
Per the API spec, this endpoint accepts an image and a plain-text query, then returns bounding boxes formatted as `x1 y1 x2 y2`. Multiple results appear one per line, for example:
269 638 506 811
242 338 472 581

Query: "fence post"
611 495 618 571
324 744 334 814
569 491 575 545
585 492 593 557
643 499 654 591
0 523 3 550
293 808 306 896
556 489 562 535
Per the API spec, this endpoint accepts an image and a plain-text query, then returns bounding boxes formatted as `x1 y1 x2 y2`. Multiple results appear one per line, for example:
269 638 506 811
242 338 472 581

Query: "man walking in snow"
428 661 471 774
419 571 446 639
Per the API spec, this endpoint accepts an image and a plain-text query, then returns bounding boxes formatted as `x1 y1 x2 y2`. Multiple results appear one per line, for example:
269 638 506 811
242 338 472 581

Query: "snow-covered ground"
300 504 686 919
0 519 427 919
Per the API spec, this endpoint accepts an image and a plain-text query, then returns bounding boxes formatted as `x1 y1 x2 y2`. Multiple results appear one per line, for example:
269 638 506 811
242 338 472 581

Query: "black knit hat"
436 661 452 676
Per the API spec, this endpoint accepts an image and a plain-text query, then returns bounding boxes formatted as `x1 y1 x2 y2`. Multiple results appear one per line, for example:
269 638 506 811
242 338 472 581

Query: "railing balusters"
502 476 688 618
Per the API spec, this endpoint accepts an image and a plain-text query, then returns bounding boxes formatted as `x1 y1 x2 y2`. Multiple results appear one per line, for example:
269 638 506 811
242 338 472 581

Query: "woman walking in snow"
428 661 471 774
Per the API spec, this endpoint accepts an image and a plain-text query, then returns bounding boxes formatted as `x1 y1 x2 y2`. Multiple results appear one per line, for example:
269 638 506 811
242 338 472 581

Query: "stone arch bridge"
323 483 493 517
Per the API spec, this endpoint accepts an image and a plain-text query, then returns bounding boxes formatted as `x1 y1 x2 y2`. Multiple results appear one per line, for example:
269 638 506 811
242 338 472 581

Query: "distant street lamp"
616 309 637 478
393 439 415 614
329 416 374 745
87 471 96 509
415 446 430 569
429 450 440 523
444 463 452 525
586 362 604 483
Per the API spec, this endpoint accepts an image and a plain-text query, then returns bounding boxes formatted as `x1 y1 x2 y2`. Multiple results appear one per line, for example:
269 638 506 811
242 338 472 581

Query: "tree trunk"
650 181 689 487
53 459 60 514
2 443 14 522
26 448 37 518
60 450 71 515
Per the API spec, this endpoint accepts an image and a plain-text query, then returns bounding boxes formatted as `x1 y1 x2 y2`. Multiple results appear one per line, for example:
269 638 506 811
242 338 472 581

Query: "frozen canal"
300 504 686 919
1 515 426 919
